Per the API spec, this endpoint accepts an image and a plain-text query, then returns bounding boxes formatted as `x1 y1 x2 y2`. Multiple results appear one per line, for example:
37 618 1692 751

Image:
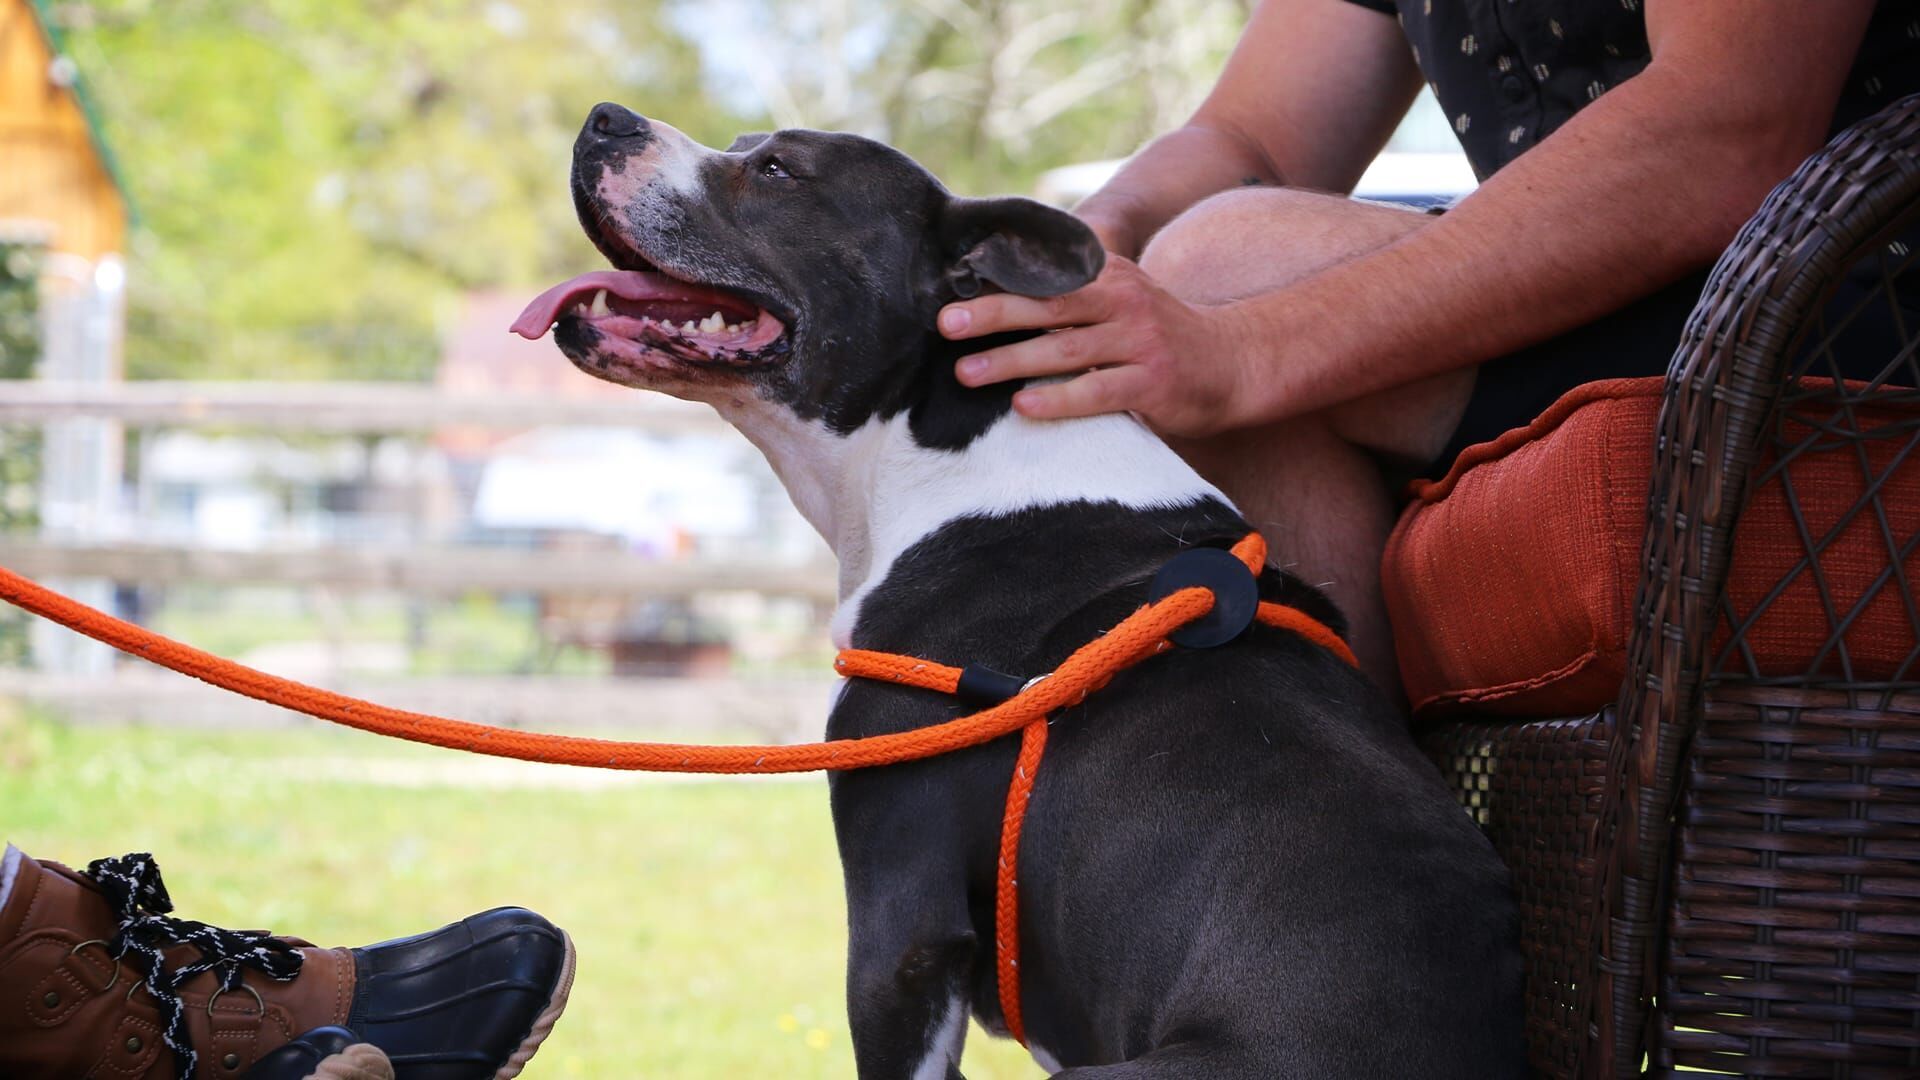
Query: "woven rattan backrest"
1712 237 1920 690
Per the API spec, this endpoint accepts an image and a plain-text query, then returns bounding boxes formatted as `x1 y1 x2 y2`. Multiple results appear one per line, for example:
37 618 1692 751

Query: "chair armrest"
1591 92 1920 1078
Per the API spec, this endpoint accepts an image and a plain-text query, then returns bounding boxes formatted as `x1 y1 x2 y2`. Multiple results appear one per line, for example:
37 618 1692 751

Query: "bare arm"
1076 0 1423 256
1219 0 1879 422
943 0 1878 435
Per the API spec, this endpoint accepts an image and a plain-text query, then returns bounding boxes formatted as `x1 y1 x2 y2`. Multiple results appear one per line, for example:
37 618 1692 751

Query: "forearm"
1230 62 1828 423
1077 0 1421 258
1076 125 1279 258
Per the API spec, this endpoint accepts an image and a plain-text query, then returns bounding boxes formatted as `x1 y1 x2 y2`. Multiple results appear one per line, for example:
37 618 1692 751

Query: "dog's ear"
939 196 1105 299
726 132 772 153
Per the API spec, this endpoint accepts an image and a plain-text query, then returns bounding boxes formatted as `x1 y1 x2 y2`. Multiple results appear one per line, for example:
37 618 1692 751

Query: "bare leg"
1139 188 1474 698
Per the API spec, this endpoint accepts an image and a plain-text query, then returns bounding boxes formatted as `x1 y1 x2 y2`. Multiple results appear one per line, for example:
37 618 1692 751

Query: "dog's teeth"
681 320 698 333
588 290 610 318
706 312 730 333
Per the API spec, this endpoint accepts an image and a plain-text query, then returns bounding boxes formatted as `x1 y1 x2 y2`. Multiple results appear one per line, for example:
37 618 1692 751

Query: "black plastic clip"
956 665 1030 707
1147 547 1260 649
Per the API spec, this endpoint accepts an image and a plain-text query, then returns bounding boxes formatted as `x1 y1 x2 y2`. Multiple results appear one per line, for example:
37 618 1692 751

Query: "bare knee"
1323 370 1477 466
1139 186 1427 304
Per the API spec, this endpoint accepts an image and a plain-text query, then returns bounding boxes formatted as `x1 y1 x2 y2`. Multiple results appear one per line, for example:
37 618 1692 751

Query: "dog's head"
513 103 1103 444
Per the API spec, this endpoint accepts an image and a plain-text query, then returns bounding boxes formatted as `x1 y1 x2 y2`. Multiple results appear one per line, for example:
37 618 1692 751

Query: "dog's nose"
584 102 649 142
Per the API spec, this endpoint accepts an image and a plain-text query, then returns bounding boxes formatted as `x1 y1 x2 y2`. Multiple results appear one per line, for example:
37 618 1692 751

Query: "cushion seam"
1411 646 1606 714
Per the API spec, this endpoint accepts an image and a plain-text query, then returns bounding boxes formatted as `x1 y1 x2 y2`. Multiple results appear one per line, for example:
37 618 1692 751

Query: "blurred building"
435 290 822 674
2 0 130 673
1034 88 1476 209
0 0 127 261
438 290 815 562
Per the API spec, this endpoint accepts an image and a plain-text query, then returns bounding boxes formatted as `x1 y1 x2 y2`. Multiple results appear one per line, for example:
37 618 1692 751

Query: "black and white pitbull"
514 103 1525 1079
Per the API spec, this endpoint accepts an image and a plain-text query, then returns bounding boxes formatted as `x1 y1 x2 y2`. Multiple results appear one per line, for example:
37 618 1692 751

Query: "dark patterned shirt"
1345 0 1920 180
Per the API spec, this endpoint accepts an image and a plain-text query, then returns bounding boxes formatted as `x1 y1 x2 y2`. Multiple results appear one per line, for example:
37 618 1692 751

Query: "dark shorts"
1428 229 1920 476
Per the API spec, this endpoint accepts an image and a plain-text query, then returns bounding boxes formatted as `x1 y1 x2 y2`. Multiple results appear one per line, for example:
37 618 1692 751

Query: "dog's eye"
758 157 792 180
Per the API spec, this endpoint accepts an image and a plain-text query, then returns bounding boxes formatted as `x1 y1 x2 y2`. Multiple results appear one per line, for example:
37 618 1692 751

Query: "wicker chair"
1420 93 1920 1079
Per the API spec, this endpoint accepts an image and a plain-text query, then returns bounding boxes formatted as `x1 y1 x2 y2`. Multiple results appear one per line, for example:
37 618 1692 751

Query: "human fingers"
939 257 1153 341
1010 365 1155 421
954 324 1131 387
937 285 1116 341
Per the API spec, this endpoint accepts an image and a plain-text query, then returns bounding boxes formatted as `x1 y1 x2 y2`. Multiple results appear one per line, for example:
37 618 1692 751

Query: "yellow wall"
0 0 125 259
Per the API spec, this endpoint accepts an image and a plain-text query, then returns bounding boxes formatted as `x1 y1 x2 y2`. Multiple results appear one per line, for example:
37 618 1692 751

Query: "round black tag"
1147 547 1260 649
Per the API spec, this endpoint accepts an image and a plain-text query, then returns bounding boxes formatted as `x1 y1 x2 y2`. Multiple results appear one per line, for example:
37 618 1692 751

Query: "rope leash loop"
0 530 1355 1048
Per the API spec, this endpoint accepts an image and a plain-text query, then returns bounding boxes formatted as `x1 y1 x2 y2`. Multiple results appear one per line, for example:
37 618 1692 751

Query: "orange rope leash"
0 531 1355 1047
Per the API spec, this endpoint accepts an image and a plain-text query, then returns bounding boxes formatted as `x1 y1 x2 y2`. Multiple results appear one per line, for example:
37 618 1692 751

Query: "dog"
513 102 1526 1079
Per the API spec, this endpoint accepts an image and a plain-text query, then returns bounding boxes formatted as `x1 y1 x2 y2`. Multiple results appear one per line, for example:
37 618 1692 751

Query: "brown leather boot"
0 849 573 1080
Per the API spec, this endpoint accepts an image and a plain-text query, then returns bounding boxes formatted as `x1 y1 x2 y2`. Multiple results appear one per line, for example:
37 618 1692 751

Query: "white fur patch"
646 121 705 195
711 391 1225 647
911 994 968 1080
593 122 707 211
0 844 22 913
828 408 1226 646
1028 1039 1065 1074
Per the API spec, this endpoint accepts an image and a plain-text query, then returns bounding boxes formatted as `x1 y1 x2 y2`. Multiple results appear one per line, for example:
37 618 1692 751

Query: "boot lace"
87 853 304 1079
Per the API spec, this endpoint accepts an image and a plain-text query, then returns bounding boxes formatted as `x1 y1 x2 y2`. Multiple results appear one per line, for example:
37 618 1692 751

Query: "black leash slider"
1148 547 1260 649
956 665 1030 707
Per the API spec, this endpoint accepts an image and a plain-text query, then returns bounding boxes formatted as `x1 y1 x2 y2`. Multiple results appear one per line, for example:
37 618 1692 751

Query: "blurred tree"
0 241 38 379
53 0 748 380
48 0 1242 381
0 239 40 661
701 0 1245 192
0 240 43 536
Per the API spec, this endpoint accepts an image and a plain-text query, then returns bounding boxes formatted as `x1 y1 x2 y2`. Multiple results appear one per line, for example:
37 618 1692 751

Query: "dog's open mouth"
510 268 788 366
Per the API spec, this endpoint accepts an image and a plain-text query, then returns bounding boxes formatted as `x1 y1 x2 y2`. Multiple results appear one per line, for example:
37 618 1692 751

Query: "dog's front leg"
847 917 975 1080
833 772 980 1080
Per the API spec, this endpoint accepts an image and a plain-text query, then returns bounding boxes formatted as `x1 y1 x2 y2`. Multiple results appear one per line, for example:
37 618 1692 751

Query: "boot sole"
492 928 577 1080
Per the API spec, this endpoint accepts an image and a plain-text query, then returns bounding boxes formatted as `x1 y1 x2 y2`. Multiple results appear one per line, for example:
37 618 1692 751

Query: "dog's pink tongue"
511 270 666 339
513 271 626 339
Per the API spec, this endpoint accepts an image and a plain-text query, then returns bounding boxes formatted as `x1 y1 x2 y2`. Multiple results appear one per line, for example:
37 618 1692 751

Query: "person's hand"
939 256 1256 438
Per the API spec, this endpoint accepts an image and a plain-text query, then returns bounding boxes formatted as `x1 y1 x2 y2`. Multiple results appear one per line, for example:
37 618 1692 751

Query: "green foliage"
0 241 39 661
0 244 41 529
727 0 1249 195
57 0 749 381
50 0 1239 382
0 241 38 379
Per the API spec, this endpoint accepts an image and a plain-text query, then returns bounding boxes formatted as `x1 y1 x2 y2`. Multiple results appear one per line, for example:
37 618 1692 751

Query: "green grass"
0 713 1044 1078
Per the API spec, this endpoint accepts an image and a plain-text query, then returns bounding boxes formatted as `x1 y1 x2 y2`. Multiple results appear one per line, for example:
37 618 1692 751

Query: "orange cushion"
1382 377 1920 718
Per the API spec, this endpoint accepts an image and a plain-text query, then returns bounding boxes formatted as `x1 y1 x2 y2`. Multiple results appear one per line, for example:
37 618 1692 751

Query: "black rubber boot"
348 908 575 1080
245 1027 392 1080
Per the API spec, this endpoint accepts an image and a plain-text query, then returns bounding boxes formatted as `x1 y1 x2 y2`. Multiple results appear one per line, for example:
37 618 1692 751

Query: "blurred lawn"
0 712 1043 1078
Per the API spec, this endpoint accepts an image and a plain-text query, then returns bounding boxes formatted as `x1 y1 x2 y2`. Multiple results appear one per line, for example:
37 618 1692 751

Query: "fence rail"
0 379 725 432
0 668 835 743
0 538 836 600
